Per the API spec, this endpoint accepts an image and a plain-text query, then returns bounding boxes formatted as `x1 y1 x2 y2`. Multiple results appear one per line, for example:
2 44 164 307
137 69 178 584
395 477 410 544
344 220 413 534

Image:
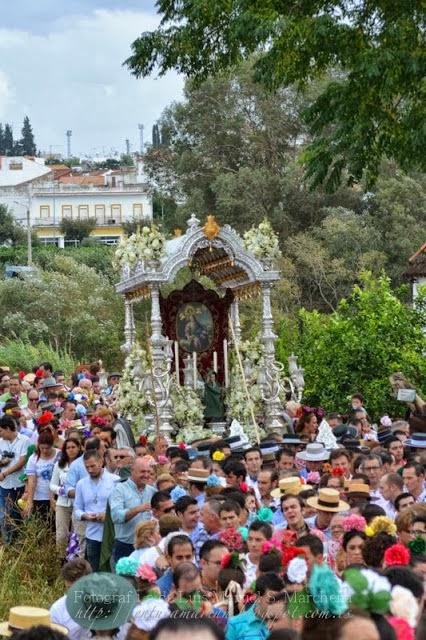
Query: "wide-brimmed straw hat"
296 443 330 462
306 488 349 513
187 468 210 483
41 377 63 390
271 476 312 499
346 482 371 500
0 607 68 637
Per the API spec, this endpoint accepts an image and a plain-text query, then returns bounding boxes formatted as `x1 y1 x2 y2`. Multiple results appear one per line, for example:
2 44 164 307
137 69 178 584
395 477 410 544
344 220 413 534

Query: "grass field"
0 517 63 619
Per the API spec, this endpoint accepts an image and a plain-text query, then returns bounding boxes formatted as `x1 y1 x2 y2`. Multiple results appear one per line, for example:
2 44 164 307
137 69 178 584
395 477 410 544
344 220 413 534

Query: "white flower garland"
113 224 166 272
243 218 281 260
115 342 150 432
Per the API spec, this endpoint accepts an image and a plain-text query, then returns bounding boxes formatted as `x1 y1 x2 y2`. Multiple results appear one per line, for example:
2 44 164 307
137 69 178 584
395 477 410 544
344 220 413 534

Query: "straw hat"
346 482 371 500
271 476 312 499
187 468 210 483
0 607 68 637
306 488 349 513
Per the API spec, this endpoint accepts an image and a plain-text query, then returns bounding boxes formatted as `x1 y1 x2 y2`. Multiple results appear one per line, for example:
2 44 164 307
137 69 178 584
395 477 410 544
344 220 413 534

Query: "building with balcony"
0 156 153 247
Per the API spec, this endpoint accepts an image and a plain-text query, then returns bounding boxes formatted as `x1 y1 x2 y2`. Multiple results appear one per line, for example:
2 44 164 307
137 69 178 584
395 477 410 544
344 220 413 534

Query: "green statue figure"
203 370 225 421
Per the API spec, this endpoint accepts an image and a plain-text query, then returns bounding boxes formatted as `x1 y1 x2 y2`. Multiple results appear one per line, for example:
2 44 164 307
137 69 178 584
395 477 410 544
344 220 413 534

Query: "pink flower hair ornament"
136 563 157 583
342 514 367 533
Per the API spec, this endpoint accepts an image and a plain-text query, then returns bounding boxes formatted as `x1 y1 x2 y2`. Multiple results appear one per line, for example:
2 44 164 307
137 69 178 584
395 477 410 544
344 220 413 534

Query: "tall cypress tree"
20 115 36 155
4 124 14 156
0 124 4 154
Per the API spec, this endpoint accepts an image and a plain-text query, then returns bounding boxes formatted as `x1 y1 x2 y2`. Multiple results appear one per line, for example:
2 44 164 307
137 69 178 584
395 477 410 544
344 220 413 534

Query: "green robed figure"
203 370 225 421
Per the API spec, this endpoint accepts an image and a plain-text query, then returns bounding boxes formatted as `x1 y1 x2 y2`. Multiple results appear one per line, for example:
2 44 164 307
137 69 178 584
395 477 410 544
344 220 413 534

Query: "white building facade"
0 157 153 247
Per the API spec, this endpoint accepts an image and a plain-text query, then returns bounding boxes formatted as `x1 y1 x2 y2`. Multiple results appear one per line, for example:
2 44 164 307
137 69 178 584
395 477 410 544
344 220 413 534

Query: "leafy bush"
279 273 426 418
0 255 124 367
0 339 76 374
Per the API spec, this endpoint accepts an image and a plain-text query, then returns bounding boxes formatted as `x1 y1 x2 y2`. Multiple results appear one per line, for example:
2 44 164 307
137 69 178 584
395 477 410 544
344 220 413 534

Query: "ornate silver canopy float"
115 214 304 435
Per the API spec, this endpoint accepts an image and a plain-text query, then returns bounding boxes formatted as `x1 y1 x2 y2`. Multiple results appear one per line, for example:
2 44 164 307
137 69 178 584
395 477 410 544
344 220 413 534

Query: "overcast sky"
0 1 184 157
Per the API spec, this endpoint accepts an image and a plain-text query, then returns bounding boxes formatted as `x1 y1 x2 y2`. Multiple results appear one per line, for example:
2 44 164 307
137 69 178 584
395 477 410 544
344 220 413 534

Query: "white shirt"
0 433 30 489
246 475 261 502
50 461 73 508
73 470 117 541
243 553 258 589
50 595 86 640
129 546 160 566
26 450 60 500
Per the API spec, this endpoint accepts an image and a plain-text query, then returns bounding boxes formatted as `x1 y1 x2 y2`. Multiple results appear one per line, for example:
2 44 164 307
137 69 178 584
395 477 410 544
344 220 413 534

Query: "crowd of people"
0 364 425 640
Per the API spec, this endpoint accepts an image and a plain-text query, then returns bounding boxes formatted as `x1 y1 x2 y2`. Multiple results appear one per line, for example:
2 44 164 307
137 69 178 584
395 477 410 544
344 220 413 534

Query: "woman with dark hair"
295 413 318 441
342 529 367 567
24 430 60 524
302 608 391 640
362 532 396 569
50 437 82 552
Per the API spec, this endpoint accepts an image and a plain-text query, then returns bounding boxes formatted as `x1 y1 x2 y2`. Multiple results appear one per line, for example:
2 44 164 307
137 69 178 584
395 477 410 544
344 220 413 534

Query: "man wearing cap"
305 488 350 540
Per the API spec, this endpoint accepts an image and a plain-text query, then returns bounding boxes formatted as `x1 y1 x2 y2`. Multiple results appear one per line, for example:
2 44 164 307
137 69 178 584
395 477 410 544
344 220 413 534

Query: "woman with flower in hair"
339 514 368 569
216 552 246 616
23 429 60 523
295 411 318 441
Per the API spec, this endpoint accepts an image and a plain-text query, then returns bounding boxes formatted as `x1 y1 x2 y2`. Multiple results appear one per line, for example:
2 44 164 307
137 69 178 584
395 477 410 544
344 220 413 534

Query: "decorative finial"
187 214 200 229
203 215 220 240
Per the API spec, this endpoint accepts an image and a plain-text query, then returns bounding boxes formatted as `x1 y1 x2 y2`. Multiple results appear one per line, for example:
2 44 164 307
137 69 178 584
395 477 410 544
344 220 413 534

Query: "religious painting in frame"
176 302 214 353
160 279 233 383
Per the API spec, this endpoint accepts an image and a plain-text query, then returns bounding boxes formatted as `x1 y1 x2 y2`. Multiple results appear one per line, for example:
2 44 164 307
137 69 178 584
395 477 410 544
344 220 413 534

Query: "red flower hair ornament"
331 467 345 477
219 527 244 551
384 544 410 567
178 442 186 450
282 546 306 567
91 416 108 428
239 482 248 493
37 411 55 426
139 435 148 446
18 370 26 380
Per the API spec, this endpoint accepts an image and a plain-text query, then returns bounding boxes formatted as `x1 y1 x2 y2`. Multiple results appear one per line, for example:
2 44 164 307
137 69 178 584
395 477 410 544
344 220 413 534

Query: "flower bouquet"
113 224 166 273
243 218 281 261
170 382 205 442
115 342 150 432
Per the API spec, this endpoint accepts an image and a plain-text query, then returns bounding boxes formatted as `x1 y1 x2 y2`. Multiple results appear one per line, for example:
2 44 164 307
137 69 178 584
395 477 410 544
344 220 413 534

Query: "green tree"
59 218 96 244
4 124 14 156
126 1 425 190
120 154 134 167
143 64 363 237
0 256 124 366
19 116 36 155
0 204 26 246
0 124 4 155
284 273 426 418
152 123 160 148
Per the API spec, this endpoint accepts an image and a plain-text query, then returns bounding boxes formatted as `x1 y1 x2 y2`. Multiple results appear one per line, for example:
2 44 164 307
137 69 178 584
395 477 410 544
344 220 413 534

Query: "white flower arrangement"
287 557 308 584
243 218 281 260
390 585 419 628
113 224 166 272
171 382 205 438
115 342 150 432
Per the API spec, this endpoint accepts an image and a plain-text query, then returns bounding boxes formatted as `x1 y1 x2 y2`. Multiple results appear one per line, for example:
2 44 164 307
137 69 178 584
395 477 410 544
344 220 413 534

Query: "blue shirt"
225 605 269 640
156 569 174 598
109 478 156 544
65 456 88 496
74 470 117 542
